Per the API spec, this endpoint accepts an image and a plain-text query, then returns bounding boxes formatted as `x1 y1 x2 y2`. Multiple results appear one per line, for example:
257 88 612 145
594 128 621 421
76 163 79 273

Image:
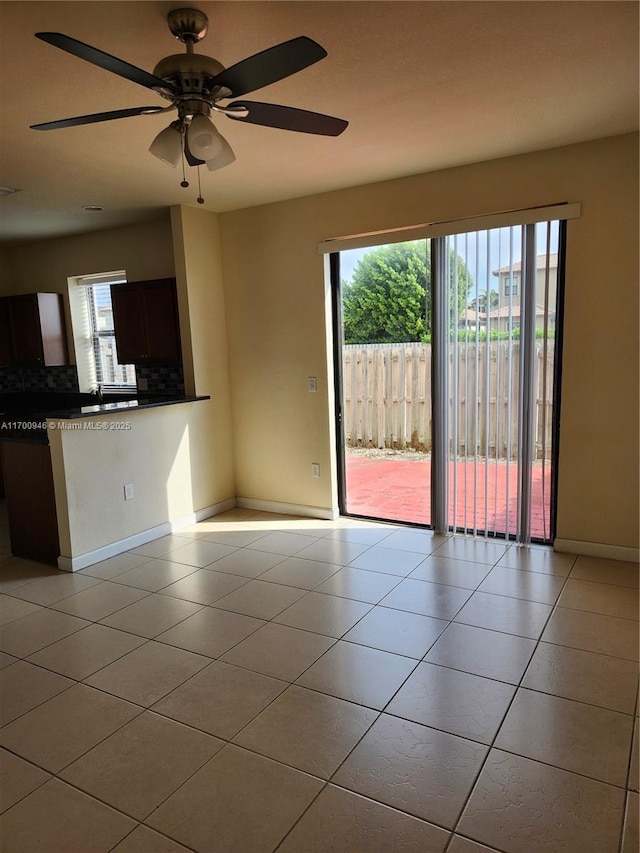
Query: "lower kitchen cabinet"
1 441 60 565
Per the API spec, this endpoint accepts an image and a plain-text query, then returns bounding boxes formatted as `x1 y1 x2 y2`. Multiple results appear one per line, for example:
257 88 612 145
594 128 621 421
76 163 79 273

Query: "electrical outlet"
47 375 55 388
124 483 134 501
311 463 320 478
308 377 317 392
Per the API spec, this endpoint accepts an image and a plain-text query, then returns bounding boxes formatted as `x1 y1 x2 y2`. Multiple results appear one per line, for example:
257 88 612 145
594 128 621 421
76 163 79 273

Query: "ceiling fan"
31 7 348 186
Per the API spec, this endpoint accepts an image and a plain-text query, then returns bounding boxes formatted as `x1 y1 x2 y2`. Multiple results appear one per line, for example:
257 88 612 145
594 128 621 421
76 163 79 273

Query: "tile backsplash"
0 362 185 396
0 365 80 393
136 363 185 396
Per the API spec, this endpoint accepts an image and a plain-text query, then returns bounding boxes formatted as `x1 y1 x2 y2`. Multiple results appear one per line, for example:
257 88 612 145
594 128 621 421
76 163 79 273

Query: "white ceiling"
0 1 637 245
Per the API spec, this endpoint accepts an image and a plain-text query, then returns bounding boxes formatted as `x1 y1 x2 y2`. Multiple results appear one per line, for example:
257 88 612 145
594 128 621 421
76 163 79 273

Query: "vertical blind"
75 272 135 391
437 222 560 542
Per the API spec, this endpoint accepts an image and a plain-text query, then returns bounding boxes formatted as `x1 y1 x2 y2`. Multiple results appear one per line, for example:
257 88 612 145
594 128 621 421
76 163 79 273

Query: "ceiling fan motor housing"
153 53 231 100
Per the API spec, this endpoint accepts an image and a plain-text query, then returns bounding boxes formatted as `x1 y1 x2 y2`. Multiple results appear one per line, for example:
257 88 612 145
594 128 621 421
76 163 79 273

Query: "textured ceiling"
0 1 638 245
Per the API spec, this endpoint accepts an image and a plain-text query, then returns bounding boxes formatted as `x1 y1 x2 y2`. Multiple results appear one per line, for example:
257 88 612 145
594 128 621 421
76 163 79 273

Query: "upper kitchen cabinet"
0 293 69 367
111 278 181 364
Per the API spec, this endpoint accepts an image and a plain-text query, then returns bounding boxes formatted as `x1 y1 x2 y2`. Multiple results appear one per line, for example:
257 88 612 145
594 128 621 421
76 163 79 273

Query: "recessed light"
82 204 104 212
0 186 21 196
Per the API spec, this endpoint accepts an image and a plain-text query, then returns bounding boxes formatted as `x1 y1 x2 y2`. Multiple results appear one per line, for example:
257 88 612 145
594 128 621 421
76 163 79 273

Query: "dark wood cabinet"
109 285 142 364
1 440 60 565
111 278 181 364
0 293 69 367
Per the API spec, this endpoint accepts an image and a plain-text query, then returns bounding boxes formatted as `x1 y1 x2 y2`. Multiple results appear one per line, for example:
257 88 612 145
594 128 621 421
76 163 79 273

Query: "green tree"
468 288 499 312
342 241 473 344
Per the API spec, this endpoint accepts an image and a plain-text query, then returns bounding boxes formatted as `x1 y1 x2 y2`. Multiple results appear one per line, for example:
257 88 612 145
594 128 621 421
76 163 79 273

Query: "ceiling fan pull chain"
197 166 204 204
180 144 189 188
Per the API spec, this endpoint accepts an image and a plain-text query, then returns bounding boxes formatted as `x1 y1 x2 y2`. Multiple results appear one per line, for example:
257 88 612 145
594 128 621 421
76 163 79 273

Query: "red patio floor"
345 454 552 540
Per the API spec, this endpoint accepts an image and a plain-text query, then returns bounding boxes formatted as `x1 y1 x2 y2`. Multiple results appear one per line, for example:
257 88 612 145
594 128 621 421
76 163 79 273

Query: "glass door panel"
334 220 561 543
445 222 559 541
339 240 432 525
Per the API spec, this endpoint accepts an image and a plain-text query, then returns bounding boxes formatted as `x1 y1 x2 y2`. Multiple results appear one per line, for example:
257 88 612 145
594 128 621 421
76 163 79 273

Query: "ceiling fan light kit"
31 7 348 203
206 136 236 172
187 113 225 161
148 121 183 168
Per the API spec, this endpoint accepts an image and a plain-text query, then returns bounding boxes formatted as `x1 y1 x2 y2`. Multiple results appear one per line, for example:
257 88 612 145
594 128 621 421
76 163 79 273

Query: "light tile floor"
0 504 638 853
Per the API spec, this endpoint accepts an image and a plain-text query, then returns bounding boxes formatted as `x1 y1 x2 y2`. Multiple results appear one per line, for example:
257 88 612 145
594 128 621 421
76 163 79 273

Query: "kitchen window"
69 271 136 392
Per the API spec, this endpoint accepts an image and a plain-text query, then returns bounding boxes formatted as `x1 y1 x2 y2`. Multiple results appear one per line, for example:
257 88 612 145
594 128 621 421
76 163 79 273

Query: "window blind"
75 272 135 391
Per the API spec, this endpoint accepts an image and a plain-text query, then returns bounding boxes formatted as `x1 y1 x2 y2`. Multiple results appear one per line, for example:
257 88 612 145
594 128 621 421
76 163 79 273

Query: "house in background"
489 253 558 331
461 254 559 333
458 307 487 332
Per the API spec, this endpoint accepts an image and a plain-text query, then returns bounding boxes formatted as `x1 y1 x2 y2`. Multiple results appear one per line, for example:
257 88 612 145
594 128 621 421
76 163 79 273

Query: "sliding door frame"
327 205 574 541
548 220 568 543
430 238 449 533
330 251 348 517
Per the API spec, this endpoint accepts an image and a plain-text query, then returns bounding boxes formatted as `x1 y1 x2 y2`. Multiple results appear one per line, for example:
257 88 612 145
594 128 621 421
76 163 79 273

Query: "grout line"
444 565 604 843
106 821 201 853
0 747 52 815
1 516 637 852
443 830 508 853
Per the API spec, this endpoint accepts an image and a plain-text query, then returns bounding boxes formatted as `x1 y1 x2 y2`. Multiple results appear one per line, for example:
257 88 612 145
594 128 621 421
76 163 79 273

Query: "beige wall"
48 405 210 557
220 133 639 551
4 217 175 293
170 205 236 510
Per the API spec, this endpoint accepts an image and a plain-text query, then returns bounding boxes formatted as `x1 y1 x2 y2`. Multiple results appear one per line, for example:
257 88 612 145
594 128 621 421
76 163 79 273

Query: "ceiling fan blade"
35 32 173 93
211 36 327 97
226 101 348 136
31 106 165 131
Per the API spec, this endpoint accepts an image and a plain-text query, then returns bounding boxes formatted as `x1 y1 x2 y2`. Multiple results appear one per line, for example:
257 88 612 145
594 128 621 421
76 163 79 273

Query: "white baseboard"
192 498 237 523
554 538 640 563
236 497 339 521
57 498 238 572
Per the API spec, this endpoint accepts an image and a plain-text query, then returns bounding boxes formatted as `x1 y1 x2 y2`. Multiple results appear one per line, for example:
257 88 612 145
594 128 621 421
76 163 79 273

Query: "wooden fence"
343 342 554 460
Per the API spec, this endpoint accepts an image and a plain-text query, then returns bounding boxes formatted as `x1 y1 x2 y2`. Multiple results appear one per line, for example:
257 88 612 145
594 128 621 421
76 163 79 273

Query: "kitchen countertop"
0 394 210 442
45 395 209 419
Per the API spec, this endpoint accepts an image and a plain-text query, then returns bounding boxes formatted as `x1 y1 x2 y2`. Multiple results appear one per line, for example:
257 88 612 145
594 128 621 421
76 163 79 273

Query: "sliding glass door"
333 217 564 543
439 221 560 542
337 240 432 526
